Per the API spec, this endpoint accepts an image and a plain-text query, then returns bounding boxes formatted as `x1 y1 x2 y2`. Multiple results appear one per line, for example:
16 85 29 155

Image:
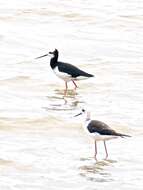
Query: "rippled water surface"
0 0 143 189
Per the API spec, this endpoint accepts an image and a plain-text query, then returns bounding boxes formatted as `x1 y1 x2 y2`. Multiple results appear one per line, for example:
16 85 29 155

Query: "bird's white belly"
89 133 118 141
53 67 72 82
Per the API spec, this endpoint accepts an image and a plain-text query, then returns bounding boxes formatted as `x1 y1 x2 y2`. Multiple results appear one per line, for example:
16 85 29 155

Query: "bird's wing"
58 62 94 78
87 120 122 136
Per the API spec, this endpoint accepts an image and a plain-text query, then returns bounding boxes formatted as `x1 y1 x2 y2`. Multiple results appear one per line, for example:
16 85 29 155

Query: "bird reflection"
43 92 84 112
79 158 116 182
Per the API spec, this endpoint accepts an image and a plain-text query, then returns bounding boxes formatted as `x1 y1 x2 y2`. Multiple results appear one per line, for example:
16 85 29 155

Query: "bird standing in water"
75 109 131 160
36 49 94 96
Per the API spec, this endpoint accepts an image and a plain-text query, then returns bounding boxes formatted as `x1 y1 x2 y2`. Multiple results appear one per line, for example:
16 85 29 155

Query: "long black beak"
35 53 49 59
74 112 82 117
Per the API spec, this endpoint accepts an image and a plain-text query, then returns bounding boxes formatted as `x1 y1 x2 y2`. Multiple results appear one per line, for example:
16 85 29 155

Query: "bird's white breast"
53 67 72 82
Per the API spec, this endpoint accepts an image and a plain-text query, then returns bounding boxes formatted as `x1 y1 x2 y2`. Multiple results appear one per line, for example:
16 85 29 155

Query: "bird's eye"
82 109 85 112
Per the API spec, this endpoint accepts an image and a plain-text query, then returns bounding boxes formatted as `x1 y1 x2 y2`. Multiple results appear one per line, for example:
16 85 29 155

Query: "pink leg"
64 82 68 96
95 141 98 161
104 141 108 159
72 80 78 90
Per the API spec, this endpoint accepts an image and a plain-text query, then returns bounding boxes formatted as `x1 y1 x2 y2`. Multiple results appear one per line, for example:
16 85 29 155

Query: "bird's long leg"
94 140 98 161
72 80 78 90
104 141 108 159
64 82 68 96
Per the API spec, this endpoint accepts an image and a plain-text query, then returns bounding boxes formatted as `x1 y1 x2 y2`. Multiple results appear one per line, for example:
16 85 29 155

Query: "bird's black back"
87 120 130 137
57 62 94 78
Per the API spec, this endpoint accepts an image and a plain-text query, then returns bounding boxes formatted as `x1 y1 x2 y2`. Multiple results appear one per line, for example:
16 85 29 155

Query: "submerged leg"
94 141 98 161
64 82 68 96
72 80 78 90
104 141 108 159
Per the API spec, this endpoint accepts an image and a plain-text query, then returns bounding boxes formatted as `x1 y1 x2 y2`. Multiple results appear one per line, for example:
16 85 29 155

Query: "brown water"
0 0 143 189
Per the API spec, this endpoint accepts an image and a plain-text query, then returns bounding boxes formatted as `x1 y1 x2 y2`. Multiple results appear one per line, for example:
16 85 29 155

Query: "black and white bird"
36 49 94 95
75 109 131 160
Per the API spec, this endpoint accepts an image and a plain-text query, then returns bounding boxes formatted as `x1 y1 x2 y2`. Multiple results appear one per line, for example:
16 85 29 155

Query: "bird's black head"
49 49 58 57
82 109 85 113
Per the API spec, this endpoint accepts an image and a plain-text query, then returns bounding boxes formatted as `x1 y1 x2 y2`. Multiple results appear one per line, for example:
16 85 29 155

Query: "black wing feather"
87 120 130 137
58 62 94 78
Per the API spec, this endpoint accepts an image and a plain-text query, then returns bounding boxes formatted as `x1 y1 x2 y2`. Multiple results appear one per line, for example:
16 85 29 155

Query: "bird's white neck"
82 113 91 134
85 111 91 121
82 111 91 128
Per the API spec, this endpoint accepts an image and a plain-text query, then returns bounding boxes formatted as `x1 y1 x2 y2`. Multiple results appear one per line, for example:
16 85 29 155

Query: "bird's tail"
117 133 131 138
85 73 94 77
81 71 94 78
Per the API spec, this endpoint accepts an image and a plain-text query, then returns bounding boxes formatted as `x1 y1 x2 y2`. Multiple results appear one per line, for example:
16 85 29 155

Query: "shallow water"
0 0 143 189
